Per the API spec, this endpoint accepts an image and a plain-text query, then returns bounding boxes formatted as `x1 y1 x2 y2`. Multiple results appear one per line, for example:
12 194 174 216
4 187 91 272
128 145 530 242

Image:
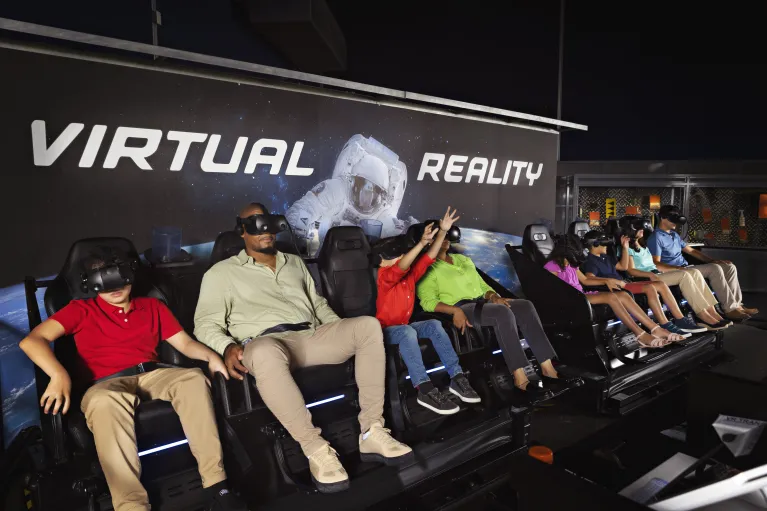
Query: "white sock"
362 431 371 441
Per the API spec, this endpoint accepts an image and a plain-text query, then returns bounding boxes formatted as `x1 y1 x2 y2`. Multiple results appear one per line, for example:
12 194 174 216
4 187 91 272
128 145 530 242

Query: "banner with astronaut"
0 46 557 446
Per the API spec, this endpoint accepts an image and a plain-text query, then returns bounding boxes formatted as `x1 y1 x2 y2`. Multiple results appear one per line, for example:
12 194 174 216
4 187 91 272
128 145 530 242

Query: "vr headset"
372 235 410 261
583 230 614 248
659 205 687 226
81 257 137 294
422 219 461 244
236 214 290 235
618 216 653 239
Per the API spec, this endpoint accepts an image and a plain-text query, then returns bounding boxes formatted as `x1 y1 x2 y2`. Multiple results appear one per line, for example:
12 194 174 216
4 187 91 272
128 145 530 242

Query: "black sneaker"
417 387 460 415
449 374 481 403
207 487 248 511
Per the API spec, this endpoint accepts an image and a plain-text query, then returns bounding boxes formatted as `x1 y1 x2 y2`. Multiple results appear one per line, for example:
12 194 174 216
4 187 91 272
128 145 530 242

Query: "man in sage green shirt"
194 202 412 494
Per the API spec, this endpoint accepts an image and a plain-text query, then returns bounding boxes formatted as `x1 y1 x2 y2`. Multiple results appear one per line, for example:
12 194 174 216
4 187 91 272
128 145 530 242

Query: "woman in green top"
416 226 579 400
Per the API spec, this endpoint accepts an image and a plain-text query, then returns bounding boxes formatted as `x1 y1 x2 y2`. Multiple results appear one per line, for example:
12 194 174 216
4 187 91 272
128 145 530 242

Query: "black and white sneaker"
449 374 481 403
417 387 460 415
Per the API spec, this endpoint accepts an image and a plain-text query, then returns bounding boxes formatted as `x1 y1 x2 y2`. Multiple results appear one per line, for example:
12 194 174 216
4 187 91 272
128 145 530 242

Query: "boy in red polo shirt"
18 247 246 511
374 207 480 415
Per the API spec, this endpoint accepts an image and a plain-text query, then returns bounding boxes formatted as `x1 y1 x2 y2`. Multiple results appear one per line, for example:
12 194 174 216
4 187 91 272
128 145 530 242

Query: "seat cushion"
291 361 356 403
66 399 186 454
135 400 186 451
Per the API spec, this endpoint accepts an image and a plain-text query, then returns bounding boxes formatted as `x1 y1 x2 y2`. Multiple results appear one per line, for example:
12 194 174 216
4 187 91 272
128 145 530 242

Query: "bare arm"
652 254 683 271
165 330 230 380
434 302 473 334
426 207 460 260
399 226 433 270
682 245 715 263
434 302 460 316
628 268 659 279
615 237 631 271
18 319 71 414
625 249 659 279
580 270 624 290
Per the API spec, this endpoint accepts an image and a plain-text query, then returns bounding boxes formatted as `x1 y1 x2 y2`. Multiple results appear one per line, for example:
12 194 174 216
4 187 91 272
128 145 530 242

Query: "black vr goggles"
583 231 614 248
236 214 290 235
659 206 687 226
81 258 137 294
372 235 410 260
618 216 653 239
421 219 462 244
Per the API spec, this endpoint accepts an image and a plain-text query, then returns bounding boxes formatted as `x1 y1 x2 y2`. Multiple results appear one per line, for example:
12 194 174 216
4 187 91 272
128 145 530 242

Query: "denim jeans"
384 319 463 387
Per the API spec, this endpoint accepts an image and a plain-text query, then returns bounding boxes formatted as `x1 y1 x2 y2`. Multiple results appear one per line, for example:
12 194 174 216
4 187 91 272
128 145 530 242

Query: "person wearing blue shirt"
624 228 730 330
580 231 693 341
646 205 757 321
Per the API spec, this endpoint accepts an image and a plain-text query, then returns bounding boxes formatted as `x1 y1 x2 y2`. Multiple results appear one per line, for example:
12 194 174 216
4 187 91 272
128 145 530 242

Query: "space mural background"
0 46 557 447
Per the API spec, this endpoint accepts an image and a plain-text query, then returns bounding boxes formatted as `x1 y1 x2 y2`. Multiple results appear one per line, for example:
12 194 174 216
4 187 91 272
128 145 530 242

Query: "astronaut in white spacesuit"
286 135 417 251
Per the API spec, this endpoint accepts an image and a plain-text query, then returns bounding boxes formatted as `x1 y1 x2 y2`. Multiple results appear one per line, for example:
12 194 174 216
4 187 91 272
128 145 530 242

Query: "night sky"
2 0 765 161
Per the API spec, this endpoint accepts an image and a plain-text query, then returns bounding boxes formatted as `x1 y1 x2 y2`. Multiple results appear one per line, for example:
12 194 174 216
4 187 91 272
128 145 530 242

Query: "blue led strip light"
138 395 347 456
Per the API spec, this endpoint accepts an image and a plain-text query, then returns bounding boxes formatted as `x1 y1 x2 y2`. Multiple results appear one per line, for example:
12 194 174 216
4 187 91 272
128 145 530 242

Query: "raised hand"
440 207 460 232
419 222 438 245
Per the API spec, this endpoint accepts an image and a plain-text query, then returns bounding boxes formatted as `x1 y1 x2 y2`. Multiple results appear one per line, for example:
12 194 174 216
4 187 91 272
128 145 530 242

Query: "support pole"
556 0 566 160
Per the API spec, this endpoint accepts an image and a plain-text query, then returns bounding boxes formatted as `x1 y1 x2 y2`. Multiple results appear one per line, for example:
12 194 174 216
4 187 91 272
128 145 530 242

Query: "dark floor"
530 300 767 454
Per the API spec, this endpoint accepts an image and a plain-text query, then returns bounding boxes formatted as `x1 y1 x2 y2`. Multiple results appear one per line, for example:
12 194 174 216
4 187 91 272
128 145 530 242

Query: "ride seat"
40 238 187 457
568 220 590 239
207 231 355 412
522 224 554 266
516 224 614 325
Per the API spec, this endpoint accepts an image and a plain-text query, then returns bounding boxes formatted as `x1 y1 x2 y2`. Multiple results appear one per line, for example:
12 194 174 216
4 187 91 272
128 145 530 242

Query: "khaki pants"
242 316 385 457
656 268 717 314
81 367 226 511
687 262 742 312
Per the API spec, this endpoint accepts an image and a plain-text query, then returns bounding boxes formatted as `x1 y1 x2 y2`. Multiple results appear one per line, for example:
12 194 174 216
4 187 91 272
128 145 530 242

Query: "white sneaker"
308 444 350 493
359 424 414 466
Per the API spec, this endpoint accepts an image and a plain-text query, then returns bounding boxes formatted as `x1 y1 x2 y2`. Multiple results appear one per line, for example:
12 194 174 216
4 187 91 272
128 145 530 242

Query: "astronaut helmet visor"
350 175 385 215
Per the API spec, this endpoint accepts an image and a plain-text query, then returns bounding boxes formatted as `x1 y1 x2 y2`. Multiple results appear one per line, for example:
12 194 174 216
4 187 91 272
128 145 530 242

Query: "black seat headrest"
568 220 590 239
522 224 554 266
43 237 183 381
317 226 376 318
55 237 142 302
209 231 245 268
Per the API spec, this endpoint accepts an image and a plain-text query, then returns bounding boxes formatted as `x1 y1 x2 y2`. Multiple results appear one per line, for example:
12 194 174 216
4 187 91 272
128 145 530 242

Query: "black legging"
460 300 557 372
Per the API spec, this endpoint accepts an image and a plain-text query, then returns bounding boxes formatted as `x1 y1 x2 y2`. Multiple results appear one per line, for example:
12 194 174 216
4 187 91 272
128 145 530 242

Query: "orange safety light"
589 211 600 227
625 206 640 215
649 195 661 210
528 446 554 464
702 208 712 223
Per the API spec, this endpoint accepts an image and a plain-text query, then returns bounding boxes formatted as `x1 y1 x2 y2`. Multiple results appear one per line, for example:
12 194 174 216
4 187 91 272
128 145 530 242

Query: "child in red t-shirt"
374 208 480 415
18 246 246 511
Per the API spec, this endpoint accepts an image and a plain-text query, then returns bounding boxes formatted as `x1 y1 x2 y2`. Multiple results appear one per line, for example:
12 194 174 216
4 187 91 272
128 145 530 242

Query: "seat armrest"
44 412 69 464
213 372 234 418
213 371 256 418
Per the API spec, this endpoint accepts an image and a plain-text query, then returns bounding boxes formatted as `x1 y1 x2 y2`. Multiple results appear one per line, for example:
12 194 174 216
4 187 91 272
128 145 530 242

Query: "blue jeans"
384 319 463 387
